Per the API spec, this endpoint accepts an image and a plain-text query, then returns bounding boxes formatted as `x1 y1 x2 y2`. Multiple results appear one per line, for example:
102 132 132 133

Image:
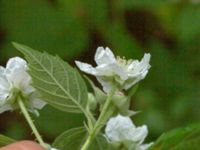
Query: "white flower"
75 47 151 92
50 148 59 150
0 57 46 114
105 114 153 150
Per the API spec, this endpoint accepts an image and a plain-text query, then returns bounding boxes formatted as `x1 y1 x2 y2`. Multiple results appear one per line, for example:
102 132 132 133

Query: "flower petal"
96 63 128 80
0 68 10 103
138 53 151 77
6 68 32 90
105 114 136 142
31 98 46 110
123 75 144 90
5 57 31 89
136 143 154 150
128 53 151 77
135 53 151 76
130 125 148 144
0 104 13 114
94 47 116 65
6 57 27 71
96 77 113 93
27 96 46 116
75 61 98 75
124 53 151 89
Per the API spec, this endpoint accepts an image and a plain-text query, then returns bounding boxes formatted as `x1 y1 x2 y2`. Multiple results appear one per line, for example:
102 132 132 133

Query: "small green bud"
87 93 97 111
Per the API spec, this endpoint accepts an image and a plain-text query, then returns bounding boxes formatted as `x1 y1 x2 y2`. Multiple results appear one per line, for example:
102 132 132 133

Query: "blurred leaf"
176 6 200 42
0 134 16 147
34 105 84 138
103 22 142 57
149 41 190 94
150 124 200 150
4 122 27 140
118 0 170 11
53 127 110 150
13 42 89 115
0 0 89 60
83 0 108 28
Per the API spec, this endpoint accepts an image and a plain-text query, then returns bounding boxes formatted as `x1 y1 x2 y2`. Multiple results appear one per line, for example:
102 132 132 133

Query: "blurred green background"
0 0 200 143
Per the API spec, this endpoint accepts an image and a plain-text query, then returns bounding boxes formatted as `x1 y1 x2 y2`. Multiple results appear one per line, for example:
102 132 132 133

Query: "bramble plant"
0 43 199 150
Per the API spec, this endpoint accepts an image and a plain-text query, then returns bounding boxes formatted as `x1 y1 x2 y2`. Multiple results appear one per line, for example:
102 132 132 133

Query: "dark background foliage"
0 0 200 143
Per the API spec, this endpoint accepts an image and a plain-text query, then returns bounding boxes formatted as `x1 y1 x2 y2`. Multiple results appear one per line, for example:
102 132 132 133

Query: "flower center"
116 56 133 67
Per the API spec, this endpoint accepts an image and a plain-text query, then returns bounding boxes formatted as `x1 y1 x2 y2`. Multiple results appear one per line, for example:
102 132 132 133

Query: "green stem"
17 96 47 148
81 84 117 150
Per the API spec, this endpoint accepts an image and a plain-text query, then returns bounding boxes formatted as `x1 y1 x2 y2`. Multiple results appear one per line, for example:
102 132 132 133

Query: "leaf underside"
13 42 88 114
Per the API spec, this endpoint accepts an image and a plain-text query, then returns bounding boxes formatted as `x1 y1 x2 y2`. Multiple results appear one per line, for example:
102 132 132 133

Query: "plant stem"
17 96 47 148
81 84 117 150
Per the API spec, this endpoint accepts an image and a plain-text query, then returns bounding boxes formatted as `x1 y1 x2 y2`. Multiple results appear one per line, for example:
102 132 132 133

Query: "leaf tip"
12 42 24 52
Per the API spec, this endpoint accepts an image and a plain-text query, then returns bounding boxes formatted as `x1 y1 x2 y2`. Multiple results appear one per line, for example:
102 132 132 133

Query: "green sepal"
109 140 138 150
84 76 107 111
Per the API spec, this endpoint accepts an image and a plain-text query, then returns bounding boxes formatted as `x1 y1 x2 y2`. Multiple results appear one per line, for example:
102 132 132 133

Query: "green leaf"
13 42 88 115
53 127 110 150
176 6 200 42
103 21 142 58
0 134 16 147
0 0 89 60
52 127 86 150
33 105 84 138
150 124 200 150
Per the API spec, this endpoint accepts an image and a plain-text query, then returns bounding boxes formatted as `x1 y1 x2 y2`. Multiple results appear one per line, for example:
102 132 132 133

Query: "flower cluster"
76 47 151 92
76 47 152 150
0 45 152 150
0 57 46 115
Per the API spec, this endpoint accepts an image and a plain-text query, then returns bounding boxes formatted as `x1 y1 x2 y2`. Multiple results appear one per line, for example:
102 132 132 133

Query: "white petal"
6 68 31 90
135 53 151 76
29 92 47 110
123 75 144 90
94 47 116 65
138 53 151 74
130 125 148 144
0 69 10 103
27 95 46 116
128 53 150 76
5 57 31 90
0 66 6 74
0 104 13 114
105 114 136 142
0 91 9 104
96 63 128 80
6 57 27 71
136 143 154 150
50 148 59 150
0 76 10 91
96 77 113 93
32 98 46 110
75 61 98 75
124 53 151 90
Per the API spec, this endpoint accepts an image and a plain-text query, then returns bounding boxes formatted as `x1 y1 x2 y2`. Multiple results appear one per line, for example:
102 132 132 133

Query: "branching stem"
81 84 117 150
